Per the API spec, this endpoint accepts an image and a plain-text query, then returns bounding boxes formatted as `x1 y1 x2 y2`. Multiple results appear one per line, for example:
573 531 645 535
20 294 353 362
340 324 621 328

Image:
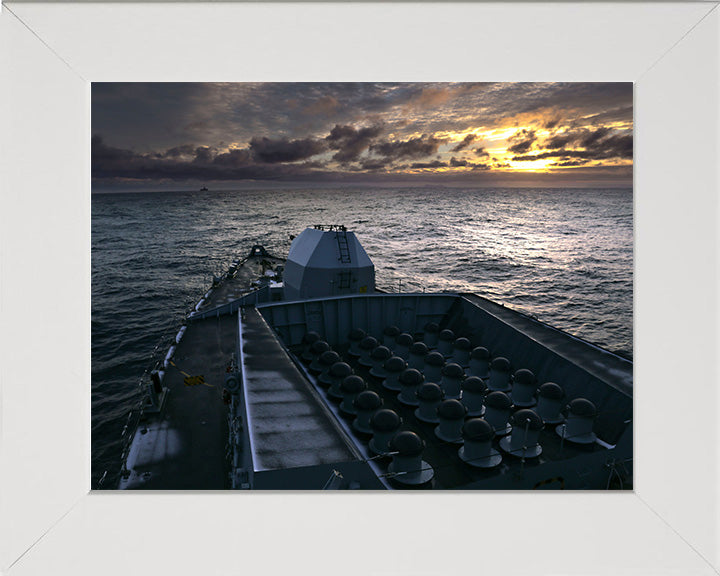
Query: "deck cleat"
487 357 512 392
500 409 543 458
397 368 424 407
439 362 464 399
437 329 455 357
511 368 538 407
468 346 491 378
434 399 467 444
459 418 502 469
461 376 487 417
483 391 513 436
536 382 565 424
352 391 383 435
422 351 445 383
340 375 367 416
369 409 402 456
347 328 366 357
381 356 406 392
368 345 392 378
382 325 401 349
556 398 598 444
450 337 472 367
422 322 440 348
326 362 353 400
387 431 434 486
407 341 429 371
414 382 444 424
358 336 379 367
300 331 322 362
316 351 341 387
307 341 331 372
393 332 414 361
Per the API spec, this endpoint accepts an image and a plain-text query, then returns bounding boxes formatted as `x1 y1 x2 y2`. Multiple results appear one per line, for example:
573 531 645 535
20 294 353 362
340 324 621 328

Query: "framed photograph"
1 2 718 574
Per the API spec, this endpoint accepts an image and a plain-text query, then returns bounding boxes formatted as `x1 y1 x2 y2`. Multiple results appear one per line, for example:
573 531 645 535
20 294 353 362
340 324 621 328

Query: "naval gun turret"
283 225 375 301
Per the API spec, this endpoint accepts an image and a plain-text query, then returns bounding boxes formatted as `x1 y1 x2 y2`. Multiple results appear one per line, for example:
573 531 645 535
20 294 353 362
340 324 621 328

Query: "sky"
92 82 633 191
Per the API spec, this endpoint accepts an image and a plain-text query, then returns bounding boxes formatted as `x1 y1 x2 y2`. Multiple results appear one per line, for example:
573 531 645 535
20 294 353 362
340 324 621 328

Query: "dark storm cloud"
410 160 447 169
539 127 632 158
544 117 561 130
597 133 633 158
92 82 633 154
371 134 444 160
302 95 340 116
160 144 196 158
359 159 390 171
498 83 632 123
326 124 384 163
451 134 476 152
193 146 216 164
92 135 326 181
92 136 211 180
546 132 577 149
579 105 634 126
249 136 327 163
92 135 138 172
507 139 534 154
553 159 591 167
212 148 252 166
450 157 491 170
507 129 537 154
93 82 392 153
512 132 633 162
399 82 632 135
92 82 633 188
579 126 612 148
92 83 213 152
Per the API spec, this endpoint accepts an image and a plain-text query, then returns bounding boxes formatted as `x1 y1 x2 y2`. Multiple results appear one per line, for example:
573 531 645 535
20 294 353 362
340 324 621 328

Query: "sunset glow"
92 82 633 190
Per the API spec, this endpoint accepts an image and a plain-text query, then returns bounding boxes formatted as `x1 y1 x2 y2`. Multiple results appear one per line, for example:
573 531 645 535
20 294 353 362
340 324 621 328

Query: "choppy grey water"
91 187 632 488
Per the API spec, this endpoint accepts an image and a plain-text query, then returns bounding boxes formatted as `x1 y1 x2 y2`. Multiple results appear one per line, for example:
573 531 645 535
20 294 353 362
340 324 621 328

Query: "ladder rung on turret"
336 230 352 263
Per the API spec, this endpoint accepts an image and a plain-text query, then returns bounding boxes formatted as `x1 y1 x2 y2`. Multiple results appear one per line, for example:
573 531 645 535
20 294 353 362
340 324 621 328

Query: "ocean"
91 186 633 488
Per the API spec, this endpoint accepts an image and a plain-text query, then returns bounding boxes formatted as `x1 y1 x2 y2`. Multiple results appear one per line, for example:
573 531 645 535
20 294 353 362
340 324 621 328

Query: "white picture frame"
1 2 718 574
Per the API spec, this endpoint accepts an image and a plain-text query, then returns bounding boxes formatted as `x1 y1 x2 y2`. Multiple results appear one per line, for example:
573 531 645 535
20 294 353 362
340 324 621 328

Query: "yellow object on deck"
183 375 207 387
169 360 213 387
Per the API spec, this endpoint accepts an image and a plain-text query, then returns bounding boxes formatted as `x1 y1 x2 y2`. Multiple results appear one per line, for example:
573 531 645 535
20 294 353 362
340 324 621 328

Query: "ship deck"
119 251 288 489
119 248 632 490
259 291 632 489
240 307 360 472
195 253 285 313
120 313 235 489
